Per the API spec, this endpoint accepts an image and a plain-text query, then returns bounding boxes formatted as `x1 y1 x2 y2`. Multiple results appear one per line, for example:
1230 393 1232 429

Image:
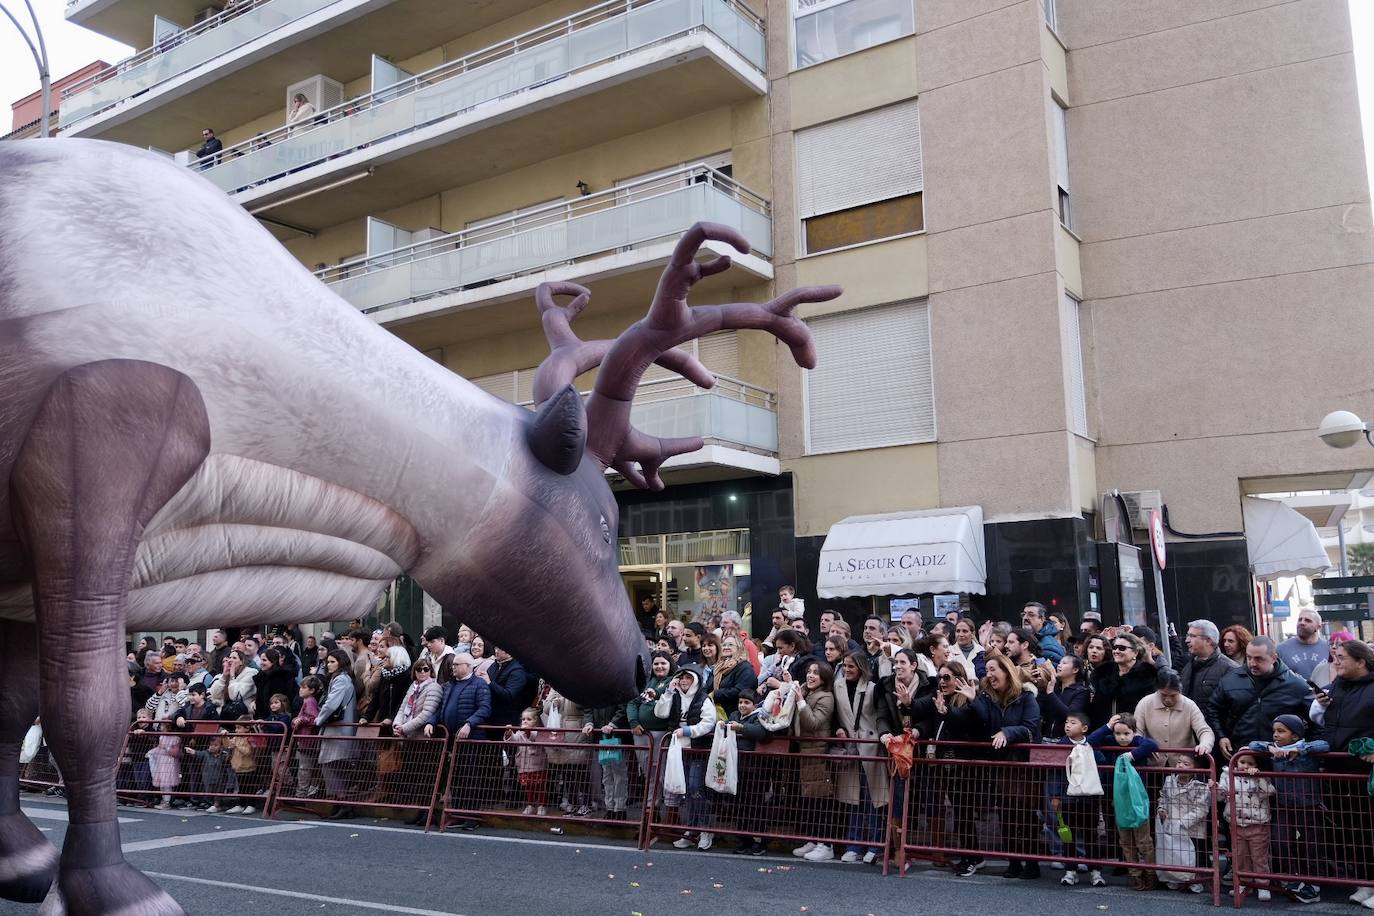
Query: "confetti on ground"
680 890 692 895
777 865 792 871
630 882 640 888
349 833 358 838
713 884 723 889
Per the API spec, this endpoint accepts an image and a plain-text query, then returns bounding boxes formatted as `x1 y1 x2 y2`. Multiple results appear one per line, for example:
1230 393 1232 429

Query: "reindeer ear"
526 385 586 475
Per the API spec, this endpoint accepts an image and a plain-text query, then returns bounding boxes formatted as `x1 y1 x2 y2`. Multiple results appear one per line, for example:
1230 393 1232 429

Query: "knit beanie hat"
1272 714 1306 738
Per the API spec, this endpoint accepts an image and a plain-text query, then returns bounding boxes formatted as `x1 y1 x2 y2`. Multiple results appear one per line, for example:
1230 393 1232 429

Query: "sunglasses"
415 667 432 673
938 674 954 681
1112 644 1132 651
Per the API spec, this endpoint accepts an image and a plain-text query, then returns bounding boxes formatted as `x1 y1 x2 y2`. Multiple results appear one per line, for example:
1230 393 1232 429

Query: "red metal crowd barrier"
899 740 1221 904
116 719 288 813
438 726 652 839
1224 751 1374 908
267 725 449 830
642 732 895 871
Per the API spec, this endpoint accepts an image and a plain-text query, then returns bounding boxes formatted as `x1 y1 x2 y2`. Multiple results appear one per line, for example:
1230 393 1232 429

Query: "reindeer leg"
11 359 210 916
0 619 59 902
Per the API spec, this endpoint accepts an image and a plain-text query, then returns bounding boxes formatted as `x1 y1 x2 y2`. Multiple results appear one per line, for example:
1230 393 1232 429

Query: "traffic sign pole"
1149 508 1172 669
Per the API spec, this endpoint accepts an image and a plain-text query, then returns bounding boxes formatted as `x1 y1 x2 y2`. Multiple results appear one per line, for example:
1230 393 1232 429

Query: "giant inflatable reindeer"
0 139 838 914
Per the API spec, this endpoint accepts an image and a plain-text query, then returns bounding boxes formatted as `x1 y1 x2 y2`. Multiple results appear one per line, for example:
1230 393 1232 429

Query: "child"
726 694 771 856
1052 711 1108 887
1158 753 1211 892
1089 713 1160 890
224 718 263 815
121 709 157 796
183 736 238 813
508 708 549 816
1222 748 1277 902
1247 714 1326 904
145 723 182 809
292 676 323 798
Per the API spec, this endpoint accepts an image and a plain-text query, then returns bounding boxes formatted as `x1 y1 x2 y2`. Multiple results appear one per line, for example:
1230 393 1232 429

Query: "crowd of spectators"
19 595 1372 904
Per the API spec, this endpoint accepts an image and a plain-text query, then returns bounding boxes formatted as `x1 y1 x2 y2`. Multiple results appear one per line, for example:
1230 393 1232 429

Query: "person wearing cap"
1079 610 1104 637
1179 619 1236 705
1246 714 1327 903
418 626 456 685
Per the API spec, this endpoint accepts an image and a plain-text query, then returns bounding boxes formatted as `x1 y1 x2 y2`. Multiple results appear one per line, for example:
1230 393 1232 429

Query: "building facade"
41 0 1374 638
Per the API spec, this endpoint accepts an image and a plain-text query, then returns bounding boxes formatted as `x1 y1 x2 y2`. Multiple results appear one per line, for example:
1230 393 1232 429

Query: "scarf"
713 654 741 693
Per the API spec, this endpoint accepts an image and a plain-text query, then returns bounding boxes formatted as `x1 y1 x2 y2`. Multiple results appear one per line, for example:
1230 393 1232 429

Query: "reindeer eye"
599 514 611 545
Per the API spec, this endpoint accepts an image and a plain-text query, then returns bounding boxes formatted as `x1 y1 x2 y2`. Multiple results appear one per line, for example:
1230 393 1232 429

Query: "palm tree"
1347 543 1374 577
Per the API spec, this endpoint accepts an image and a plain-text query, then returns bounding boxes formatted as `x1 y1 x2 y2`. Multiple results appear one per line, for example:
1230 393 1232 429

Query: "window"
793 0 915 68
1052 98 1072 229
805 300 934 453
1044 0 1057 32
1061 290 1088 436
795 99 923 254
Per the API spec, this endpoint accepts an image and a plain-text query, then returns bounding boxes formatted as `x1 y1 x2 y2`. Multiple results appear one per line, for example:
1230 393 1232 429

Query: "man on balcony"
195 128 222 169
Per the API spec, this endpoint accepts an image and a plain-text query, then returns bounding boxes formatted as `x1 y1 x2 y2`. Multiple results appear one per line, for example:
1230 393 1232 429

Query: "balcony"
197 0 767 233
58 0 551 145
320 164 773 324
60 0 344 129
509 373 781 476
65 0 224 48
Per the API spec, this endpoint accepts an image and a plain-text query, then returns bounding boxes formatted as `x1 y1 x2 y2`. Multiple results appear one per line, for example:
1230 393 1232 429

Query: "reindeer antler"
532 281 713 406
584 222 842 490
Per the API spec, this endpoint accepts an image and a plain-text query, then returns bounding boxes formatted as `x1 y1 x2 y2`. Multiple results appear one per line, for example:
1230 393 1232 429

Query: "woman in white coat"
210 650 258 718
833 651 895 863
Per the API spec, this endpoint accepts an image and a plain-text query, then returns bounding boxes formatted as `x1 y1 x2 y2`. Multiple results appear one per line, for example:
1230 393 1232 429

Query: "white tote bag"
662 736 687 795
1155 814 1196 884
1066 741 1104 797
19 724 41 765
705 723 738 795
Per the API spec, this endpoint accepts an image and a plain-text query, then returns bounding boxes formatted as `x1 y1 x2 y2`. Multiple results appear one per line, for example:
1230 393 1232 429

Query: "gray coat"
315 673 357 766
394 678 442 737
832 671 894 808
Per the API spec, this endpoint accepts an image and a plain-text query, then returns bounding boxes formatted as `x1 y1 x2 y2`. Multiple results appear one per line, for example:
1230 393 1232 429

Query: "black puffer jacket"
1179 651 1237 706
1317 671 1374 753
1206 658 1310 748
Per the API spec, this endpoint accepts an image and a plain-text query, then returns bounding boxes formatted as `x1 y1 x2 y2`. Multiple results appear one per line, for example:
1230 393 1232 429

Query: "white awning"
817 506 987 598
1242 496 1332 581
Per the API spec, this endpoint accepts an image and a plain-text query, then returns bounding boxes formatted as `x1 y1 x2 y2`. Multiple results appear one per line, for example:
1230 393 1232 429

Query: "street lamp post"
1317 410 1374 576
2 0 52 138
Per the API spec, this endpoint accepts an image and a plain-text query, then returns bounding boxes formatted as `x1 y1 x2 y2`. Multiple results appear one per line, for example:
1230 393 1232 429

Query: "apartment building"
46 0 1374 638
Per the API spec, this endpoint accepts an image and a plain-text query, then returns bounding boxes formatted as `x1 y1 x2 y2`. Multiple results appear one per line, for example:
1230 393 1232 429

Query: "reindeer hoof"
40 861 183 916
0 812 59 902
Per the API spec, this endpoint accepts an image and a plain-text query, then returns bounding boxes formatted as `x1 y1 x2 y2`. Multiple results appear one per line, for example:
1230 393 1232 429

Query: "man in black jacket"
480 647 531 726
1178 619 1237 705
1206 635 1310 757
195 128 223 169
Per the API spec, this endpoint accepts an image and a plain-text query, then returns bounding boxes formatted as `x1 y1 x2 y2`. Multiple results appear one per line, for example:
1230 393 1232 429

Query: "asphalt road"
0 798 1347 915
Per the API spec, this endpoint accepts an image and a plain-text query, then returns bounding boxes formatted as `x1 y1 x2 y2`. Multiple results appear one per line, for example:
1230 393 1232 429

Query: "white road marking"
121 823 313 852
142 872 467 915
22 806 140 825
301 817 640 853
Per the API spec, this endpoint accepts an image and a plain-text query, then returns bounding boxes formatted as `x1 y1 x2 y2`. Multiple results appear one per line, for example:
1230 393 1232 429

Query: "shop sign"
823 547 951 585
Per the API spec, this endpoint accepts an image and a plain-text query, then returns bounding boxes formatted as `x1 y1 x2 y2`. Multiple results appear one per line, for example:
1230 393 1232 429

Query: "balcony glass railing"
514 374 779 455
196 0 766 194
59 0 338 128
320 164 771 313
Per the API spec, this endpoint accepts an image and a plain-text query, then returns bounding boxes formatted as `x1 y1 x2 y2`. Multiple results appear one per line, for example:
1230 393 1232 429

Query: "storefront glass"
620 527 752 634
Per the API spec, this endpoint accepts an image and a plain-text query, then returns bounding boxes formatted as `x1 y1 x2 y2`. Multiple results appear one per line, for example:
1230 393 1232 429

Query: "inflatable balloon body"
0 139 838 914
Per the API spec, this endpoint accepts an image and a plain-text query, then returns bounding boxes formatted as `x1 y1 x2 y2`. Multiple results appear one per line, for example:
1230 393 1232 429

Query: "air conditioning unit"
1102 489 1163 530
285 75 345 115
192 6 218 24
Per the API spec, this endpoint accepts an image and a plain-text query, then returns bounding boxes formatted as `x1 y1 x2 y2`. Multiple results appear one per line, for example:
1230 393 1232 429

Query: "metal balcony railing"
319 163 771 313
511 373 779 455
195 0 766 194
59 0 339 128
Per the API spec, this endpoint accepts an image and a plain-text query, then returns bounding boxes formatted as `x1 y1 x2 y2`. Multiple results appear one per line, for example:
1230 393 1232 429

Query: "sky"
2 0 1374 175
